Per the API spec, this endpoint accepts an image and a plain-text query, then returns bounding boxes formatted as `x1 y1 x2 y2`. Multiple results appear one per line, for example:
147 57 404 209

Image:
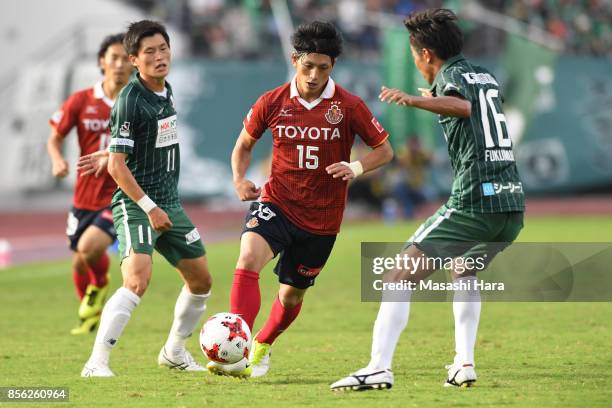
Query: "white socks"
367 290 411 371
165 286 210 355
366 274 482 371
91 287 140 364
452 276 481 366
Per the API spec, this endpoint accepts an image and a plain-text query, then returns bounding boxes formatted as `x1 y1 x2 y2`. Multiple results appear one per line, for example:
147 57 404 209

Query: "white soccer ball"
200 313 252 365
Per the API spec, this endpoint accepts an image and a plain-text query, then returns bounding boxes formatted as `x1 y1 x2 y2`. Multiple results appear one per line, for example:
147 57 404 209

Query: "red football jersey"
49 82 116 211
244 78 389 234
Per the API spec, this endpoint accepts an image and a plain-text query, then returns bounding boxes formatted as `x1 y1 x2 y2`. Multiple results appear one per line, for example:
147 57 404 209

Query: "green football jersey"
431 54 525 213
109 74 180 209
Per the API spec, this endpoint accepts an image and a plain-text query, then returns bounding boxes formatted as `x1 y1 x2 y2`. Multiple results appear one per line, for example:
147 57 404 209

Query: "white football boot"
330 367 394 391
444 363 477 387
158 346 205 371
81 359 114 377
249 339 272 378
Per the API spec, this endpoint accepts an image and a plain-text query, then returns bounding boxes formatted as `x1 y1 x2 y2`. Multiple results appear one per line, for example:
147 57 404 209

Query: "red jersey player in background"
207 21 394 378
46 33 132 335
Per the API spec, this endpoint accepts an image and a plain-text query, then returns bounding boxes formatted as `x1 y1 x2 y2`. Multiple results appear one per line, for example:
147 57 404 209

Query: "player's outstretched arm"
379 86 471 118
46 128 69 178
77 149 109 177
107 152 172 232
326 140 394 181
231 127 261 201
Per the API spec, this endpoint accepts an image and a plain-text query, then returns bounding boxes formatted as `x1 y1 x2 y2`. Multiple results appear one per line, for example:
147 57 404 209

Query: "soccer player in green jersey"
331 9 524 390
81 20 213 377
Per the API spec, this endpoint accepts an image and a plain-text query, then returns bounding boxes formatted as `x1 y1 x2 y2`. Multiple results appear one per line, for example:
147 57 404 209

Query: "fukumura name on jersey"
373 279 505 292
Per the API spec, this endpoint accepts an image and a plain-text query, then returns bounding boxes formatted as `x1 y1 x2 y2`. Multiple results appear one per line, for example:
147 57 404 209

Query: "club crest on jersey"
246 217 259 229
325 102 343 125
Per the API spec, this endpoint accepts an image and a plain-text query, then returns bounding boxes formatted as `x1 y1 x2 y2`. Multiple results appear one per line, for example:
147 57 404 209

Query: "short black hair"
124 20 170 56
404 8 463 60
291 21 343 59
97 33 125 74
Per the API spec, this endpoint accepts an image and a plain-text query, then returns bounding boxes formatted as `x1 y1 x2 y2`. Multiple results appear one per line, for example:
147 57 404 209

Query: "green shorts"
112 200 206 266
408 204 524 262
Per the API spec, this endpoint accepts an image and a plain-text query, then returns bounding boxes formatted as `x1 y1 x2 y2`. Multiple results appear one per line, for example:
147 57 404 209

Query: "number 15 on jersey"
297 144 319 169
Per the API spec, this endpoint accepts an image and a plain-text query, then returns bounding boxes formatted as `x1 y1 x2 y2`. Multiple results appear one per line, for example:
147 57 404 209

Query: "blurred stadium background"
0 0 610 266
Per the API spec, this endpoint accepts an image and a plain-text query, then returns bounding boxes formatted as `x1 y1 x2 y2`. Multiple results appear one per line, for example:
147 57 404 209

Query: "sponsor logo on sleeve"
156 114 178 148
185 228 201 245
246 108 253 122
371 117 384 133
51 110 64 124
119 121 131 137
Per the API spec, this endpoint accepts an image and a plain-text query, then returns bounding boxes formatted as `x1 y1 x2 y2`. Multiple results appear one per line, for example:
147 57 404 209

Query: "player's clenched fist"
326 162 360 181
148 207 173 232
52 159 69 178
234 179 261 201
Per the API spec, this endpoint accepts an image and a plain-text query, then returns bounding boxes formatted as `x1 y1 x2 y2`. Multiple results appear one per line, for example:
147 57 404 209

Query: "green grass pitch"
1 215 612 407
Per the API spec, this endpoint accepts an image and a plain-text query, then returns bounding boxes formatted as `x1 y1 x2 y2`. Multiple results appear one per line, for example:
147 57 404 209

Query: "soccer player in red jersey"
207 21 394 378
47 33 132 335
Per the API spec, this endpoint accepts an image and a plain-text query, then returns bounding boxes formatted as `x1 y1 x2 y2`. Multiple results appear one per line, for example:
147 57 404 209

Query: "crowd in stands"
505 0 611 56
126 0 611 59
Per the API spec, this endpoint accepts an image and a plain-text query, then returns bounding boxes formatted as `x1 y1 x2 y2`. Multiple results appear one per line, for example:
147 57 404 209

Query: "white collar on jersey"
93 81 115 108
290 76 335 110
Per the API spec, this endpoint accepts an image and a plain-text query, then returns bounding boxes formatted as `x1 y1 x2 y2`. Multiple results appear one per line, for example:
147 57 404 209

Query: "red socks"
88 253 110 287
230 269 261 330
256 296 302 345
72 253 110 300
230 268 303 345
72 270 89 300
